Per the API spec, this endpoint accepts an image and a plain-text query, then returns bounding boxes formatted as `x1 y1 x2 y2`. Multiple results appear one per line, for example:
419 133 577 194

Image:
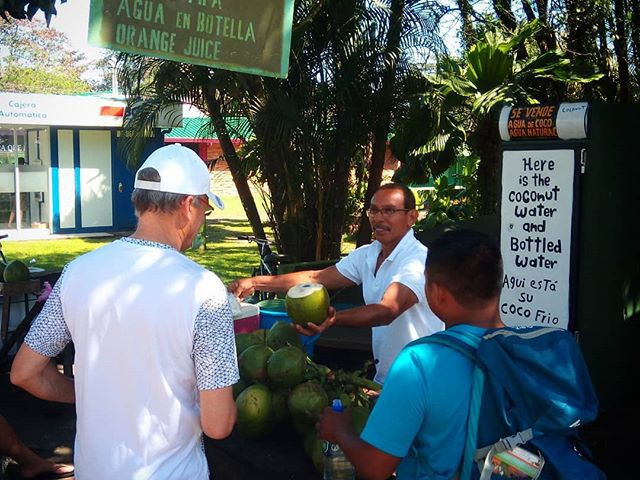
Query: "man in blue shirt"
316 229 505 479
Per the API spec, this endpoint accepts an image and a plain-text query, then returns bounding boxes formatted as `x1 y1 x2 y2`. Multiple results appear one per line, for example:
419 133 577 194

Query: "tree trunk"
456 0 476 50
355 0 404 248
533 0 557 52
596 17 618 102
613 0 631 102
204 93 270 256
631 0 640 79
493 0 517 31
469 111 502 215
565 0 603 100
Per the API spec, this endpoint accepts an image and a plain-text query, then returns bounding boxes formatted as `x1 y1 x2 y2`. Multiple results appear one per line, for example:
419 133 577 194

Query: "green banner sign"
88 0 294 78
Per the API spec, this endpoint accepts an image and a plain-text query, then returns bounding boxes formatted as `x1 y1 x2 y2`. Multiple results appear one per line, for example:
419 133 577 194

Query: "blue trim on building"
110 130 118 228
73 130 82 229
50 128 60 233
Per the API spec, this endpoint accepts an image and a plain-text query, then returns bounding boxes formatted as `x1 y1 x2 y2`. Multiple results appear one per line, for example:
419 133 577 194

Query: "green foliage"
0 18 94 93
117 0 447 262
392 20 603 215
432 20 603 116
414 155 480 230
0 64 90 94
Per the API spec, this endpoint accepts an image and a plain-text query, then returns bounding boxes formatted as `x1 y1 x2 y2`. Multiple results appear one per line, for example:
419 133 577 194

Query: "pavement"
0 365 76 479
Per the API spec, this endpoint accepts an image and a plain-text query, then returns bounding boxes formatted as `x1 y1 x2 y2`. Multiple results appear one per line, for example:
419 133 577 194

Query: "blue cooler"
257 299 319 357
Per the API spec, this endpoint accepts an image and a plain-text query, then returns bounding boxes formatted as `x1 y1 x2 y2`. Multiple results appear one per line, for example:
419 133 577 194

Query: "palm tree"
391 20 602 214
354 0 447 247
116 56 270 251
116 0 445 262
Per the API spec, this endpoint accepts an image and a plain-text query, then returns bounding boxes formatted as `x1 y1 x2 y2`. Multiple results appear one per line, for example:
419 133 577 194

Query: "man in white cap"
11 144 238 479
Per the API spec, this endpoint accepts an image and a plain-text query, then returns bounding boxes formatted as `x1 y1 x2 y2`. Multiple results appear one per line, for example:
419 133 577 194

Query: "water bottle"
323 399 355 480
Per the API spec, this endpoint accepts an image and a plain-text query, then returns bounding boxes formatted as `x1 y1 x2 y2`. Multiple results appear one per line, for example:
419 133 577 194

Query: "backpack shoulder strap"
406 328 485 480
406 327 481 361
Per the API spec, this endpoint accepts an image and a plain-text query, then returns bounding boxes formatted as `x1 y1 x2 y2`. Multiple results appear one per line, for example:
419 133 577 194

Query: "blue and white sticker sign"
88 0 294 78
500 149 576 329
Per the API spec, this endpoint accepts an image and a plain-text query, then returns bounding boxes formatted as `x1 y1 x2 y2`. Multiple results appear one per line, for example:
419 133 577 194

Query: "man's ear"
182 195 197 215
407 208 419 226
430 281 448 305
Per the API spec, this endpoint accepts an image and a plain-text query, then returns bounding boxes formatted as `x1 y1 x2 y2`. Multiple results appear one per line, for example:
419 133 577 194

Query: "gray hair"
131 167 187 215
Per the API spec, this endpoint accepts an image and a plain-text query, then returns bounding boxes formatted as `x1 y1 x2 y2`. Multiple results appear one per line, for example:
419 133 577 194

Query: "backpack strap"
408 328 484 480
407 327 481 360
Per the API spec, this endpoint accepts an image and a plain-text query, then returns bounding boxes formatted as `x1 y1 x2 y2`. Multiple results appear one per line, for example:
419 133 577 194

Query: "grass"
1 195 356 285
1 219 259 285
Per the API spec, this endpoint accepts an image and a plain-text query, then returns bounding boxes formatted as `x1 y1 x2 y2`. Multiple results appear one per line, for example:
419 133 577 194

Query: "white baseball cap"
134 143 224 209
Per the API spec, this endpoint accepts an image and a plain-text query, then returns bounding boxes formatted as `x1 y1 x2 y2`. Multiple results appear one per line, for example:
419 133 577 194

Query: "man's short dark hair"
376 183 416 210
131 167 186 214
426 229 503 308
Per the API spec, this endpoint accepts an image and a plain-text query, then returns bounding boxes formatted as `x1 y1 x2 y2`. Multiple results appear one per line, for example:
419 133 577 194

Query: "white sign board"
500 149 576 329
0 92 126 127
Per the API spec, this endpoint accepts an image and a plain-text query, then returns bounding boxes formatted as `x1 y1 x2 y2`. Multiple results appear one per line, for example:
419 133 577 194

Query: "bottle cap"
331 398 344 412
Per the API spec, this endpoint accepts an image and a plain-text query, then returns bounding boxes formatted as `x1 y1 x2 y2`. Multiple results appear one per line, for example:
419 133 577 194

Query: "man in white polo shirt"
11 144 239 479
228 183 443 384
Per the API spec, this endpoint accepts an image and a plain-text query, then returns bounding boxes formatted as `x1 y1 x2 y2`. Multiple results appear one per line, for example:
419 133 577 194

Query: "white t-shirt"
336 229 444 384
25 238 239 480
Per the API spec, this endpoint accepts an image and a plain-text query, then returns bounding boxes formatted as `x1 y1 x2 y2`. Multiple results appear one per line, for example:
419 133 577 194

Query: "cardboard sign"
88 0 294 78
499 149 576 329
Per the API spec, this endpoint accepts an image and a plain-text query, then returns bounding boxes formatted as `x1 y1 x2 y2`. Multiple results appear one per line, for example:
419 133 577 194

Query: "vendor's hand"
227 278 255 300
316 405 353 444
294 306 336 336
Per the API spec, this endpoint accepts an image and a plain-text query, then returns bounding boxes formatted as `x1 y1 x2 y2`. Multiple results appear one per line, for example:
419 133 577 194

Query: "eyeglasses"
366 207 410 218
194 195 214 215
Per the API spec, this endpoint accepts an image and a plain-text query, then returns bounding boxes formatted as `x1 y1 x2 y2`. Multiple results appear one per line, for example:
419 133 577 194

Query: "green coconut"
304 429 325 474
266 320 302 350
288 380 329 435
285 283 330 326
2 259 29 283
238 344 274 383
235 383 274 438
267 346 306 388
235 331 264 357
270 388 291 425
232 377 252 400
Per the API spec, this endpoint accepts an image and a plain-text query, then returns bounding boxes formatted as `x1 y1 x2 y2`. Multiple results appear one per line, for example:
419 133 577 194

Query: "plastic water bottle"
323 399 355 480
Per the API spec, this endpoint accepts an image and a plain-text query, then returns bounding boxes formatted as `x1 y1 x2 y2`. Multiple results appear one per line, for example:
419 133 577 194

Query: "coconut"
2 259 29 283
236 383 274 438
232 377 252 400
267 346 306 387
238 344 274 382
288 380 329 435
285 283 330 326
235 331 264 357
266 321 302 350
270 388 291 425
304 429 325 474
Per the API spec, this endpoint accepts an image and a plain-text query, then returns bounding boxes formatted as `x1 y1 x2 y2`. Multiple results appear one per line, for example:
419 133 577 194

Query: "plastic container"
232 302 260 333
323 399 355 480
257 299 289 330
257 298 319 357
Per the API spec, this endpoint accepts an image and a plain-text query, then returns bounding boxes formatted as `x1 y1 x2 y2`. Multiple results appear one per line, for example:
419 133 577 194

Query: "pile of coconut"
232 283 379 473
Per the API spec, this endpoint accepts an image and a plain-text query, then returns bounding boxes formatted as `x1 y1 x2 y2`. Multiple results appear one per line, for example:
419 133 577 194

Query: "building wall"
54 129 117 231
